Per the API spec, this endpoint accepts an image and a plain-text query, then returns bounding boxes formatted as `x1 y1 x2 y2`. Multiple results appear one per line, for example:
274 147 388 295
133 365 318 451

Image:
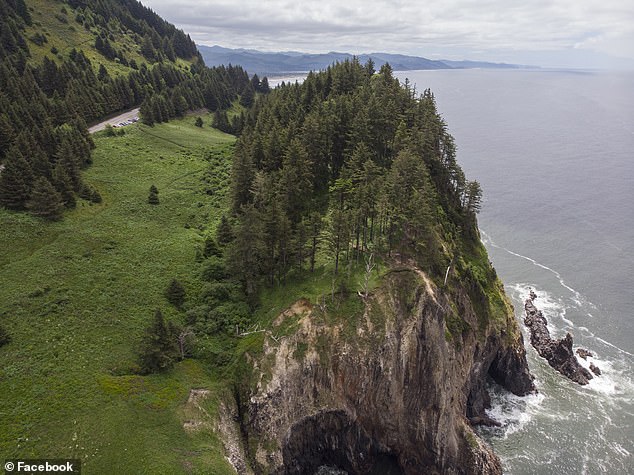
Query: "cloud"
141 0 634 61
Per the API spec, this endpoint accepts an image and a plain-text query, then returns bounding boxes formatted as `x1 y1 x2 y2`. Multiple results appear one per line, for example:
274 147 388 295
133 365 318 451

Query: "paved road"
88 108 140 134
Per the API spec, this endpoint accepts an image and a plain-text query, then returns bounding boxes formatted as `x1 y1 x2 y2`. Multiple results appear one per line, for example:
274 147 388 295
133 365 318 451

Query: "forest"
0 0 251 217
169 58 487 346
227 60 481 295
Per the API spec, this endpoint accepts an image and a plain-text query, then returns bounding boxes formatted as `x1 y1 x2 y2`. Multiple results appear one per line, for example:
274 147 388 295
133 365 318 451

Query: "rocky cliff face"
226 266 534 474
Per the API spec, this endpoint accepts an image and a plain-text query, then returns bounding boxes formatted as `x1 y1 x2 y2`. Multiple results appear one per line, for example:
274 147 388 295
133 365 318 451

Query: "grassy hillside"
26 0 140 75
0 116 236 474
23 0 194 75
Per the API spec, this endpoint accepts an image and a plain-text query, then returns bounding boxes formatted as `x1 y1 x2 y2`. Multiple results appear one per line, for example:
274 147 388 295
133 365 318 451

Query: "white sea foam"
481 230 593 309
485 388 545 438
509 282 634 398
507 283 568 331
484 232 634 361
596 337 634 358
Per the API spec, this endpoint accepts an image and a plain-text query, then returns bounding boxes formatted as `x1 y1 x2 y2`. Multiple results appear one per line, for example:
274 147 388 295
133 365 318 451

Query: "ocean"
394 69 634 474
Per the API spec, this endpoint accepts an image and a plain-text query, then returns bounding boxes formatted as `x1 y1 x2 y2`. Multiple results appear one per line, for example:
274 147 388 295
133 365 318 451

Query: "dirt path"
88 107 140 134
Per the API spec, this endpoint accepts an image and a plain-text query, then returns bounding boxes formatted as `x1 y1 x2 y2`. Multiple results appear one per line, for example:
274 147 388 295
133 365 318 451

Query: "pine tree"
0 150 33 210
0 324 10 347
216 215 234 246
212 110 230 133
230 145 255 213
195 116 203 127
305 211 322 272
97 64 109 81
140 98 155 126
0 113 15 159
228 204 265 298
148 184 159 204
239 83 255 108
259 77 270 94
203 236 221 258
279 139 312 224
327 207 350 275
52 161 76 209
138 309 179 374
165 279 186 308
27 176 64 221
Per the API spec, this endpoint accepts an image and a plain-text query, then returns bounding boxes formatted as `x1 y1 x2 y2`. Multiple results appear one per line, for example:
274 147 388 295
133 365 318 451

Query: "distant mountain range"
198 45 533 76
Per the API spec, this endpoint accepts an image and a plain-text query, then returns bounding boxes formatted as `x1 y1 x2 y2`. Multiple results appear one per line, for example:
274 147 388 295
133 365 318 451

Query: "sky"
141 0 634 69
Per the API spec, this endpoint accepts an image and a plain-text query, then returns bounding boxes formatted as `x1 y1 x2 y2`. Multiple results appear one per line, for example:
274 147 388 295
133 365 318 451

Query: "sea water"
395 68 634 474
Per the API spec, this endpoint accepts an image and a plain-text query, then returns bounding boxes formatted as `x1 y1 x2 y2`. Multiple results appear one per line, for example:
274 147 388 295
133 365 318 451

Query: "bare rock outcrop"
523 292 594 385
232 268 535 474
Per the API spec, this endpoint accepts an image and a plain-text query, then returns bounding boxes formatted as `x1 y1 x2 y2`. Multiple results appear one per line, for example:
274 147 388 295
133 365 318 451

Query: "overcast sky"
141 0 634 68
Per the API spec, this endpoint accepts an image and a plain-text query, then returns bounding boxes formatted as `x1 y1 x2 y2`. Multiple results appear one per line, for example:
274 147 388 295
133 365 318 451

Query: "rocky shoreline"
523 290 598 384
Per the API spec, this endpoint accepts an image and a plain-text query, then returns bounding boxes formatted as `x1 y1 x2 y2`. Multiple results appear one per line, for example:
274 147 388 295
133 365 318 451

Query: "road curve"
88 107 140 134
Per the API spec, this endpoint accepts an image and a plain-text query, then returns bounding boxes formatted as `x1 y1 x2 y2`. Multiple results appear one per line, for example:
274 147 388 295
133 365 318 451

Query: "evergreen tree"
228 204 265 299
194 116 203 127
0 113 15 159
52 161 76 208
203 236 221 258
165 278 186 308
148 184 159 204
140 98 155 126
27 176 64 220
0 324 10 347
230 145 255 213
140 35 156 62
259 77 270 94
0 151 33 210
305 211 322 272
216 215 234 246
326 206 351 275
55 138 82 191
279 139 313 224
239 83 255 108
97 64 109 81
138 309 179 374
212 110 230 133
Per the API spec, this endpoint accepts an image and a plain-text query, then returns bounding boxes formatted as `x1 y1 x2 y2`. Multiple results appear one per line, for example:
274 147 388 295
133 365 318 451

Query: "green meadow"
0 115 236 474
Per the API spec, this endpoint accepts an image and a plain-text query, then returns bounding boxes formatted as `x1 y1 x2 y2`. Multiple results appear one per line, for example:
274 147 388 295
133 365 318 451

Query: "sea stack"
523 291 595 384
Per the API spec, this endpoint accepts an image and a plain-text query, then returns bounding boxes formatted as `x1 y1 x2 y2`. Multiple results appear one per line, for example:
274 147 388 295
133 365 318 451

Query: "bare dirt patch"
273 298 313 327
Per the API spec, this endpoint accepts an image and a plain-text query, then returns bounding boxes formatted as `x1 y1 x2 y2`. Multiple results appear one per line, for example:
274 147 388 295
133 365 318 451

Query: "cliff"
223 265 534 474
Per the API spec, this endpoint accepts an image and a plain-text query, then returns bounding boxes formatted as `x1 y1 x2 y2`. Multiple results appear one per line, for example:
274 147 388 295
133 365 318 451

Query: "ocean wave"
483 386 545 438
482 231 633 361
480 230 591 308
507 283 634 399
507 283 570 337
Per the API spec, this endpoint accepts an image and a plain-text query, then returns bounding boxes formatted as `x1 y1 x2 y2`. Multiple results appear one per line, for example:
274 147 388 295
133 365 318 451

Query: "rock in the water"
469 416 502 427
590 363 602 375
576 348 593 360
523 298 593 385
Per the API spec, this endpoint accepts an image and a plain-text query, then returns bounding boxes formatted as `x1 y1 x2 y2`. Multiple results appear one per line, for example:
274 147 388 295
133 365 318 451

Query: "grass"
0 117 236 474
24 0 193 77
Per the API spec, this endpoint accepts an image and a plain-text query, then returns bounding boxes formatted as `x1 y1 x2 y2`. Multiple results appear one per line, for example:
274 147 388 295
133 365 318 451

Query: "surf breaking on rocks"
523 289 599 385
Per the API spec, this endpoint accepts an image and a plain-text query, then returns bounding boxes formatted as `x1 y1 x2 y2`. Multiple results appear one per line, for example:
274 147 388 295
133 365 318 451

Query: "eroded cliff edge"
225 265 534 475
